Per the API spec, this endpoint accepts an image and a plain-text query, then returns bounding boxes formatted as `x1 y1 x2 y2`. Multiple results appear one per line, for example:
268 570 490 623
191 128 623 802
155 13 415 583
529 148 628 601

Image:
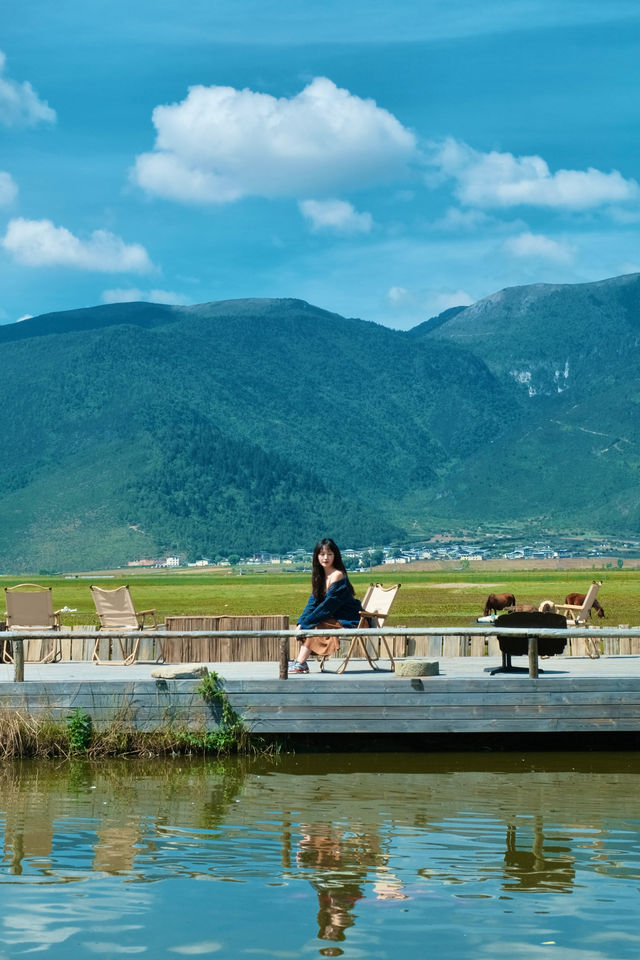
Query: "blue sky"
1 0 639 329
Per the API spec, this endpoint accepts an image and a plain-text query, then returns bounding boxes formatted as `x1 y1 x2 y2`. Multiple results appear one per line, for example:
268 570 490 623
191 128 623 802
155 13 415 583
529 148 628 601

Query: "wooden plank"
233 695 640 714
408 636 435 657
442 636 466 657
470 637 485 657
70 704 640 725
217 678 640 696
6 685 640 710
232 717 640 733
226 690 640 709
137 637 154 662
390 633 407 657
71 636 85 661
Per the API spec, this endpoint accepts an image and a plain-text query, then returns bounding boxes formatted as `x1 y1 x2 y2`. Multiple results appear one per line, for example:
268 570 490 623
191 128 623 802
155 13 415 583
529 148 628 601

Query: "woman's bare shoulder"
326 570 345 589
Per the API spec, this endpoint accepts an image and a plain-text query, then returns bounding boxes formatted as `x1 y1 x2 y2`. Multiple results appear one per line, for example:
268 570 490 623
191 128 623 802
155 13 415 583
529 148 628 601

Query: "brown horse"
483 592 516 616
565 593 605 618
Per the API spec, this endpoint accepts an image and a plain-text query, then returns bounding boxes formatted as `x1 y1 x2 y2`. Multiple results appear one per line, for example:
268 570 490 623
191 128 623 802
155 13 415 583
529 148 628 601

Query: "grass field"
1 564 637 628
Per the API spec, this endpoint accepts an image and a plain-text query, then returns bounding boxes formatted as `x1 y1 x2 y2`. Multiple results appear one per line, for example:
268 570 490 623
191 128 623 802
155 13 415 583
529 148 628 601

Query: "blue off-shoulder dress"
297 576 363 629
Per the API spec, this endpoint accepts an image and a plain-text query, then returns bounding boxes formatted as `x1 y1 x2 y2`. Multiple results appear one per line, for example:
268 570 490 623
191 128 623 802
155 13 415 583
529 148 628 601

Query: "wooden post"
280 637 289 679
14 639 24 682
528 634 539 679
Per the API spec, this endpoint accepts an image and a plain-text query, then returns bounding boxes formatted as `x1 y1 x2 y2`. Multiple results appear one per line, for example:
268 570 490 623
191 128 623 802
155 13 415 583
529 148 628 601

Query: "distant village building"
165 556 180 567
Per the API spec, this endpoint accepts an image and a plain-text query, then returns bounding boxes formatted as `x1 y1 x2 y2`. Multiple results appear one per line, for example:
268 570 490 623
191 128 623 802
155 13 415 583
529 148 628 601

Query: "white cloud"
430 289 475 313
102 288 144 303
102 288 189 305
2 219 154 272
387 285 414 305
608 206 640 224
0 50 56 126
432 206 490 231
387 284 474 316
429 137 639 210
17 314 33 322
504 231 574 263
299 198 373 234
133 76 416 204
0 170 18 205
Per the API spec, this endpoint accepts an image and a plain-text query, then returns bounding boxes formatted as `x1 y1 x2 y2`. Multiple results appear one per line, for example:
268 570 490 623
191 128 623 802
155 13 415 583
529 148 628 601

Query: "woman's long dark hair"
311 538 354 600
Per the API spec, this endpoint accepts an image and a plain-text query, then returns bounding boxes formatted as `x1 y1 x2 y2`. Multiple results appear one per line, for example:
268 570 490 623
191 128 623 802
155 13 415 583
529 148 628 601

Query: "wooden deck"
2 654 640 736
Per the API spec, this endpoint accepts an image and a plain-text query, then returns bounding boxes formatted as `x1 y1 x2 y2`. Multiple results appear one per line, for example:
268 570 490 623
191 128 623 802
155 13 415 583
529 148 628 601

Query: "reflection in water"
1 753 640 958
297 825 365 944
503 817 575 892
294 821 406 947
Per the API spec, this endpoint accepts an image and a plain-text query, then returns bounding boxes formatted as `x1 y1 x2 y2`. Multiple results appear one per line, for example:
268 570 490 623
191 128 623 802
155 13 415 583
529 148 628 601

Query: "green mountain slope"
411 273 640 535
0 298 518 571
3 278 639 574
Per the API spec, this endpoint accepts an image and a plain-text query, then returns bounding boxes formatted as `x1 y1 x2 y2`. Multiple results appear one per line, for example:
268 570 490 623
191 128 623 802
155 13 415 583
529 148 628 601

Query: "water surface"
1 751 640 958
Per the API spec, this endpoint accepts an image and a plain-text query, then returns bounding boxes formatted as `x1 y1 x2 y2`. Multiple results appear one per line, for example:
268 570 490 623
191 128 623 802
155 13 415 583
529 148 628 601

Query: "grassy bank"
1 563 638 627
0 712 265 759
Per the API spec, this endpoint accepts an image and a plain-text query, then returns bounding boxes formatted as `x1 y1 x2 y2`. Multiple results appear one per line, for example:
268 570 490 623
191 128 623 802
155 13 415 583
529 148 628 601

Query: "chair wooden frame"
321 582 401 674
2 583 62 664
90 584 161 665
538 580 602 658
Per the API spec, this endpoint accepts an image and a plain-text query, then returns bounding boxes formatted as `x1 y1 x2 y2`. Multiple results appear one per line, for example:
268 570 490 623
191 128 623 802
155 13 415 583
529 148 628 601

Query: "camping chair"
2 583 62 664
489 610 568 675
538 580 602 658
321 582 401 674
90 584 161 665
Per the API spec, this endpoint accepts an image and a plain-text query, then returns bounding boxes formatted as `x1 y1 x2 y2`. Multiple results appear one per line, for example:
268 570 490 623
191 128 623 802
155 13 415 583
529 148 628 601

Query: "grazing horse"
565 593 605 618
483 592 516 617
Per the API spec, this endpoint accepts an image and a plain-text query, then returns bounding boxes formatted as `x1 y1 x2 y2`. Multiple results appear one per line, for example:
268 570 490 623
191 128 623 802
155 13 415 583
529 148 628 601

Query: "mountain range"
1 273 639 572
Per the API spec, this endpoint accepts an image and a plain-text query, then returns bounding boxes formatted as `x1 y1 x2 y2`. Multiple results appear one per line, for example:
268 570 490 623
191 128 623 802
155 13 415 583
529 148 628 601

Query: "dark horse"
483 592 516 617
565 593 605 618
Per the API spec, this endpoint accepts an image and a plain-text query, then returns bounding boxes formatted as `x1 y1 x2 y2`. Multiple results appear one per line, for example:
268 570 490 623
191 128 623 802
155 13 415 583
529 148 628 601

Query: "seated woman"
290 538 363 675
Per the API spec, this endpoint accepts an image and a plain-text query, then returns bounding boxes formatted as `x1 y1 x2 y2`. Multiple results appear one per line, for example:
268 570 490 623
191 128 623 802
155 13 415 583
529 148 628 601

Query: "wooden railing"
5 624 640 681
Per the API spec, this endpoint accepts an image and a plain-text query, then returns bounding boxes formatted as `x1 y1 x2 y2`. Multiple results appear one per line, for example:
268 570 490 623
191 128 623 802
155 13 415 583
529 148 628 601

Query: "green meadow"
2 565 638 628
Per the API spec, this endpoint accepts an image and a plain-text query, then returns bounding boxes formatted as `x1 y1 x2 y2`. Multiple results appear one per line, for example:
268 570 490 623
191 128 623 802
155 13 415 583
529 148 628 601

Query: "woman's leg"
296 643 313 664
291 621 342 672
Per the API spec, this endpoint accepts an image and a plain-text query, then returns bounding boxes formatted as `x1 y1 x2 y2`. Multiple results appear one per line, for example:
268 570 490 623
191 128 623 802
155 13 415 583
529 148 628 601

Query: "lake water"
1 751 640 959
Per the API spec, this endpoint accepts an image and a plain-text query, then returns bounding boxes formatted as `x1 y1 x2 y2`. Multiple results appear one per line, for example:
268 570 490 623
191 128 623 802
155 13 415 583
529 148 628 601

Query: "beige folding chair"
90 584 160 665
322 582 401 674
539 580 602 658
2 583 62 664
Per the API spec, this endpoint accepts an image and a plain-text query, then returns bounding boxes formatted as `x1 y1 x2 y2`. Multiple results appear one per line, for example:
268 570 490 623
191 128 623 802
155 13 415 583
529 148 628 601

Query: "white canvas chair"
539 580 602 658
90 584 161 665
2 583 62 664
321 582 401 674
